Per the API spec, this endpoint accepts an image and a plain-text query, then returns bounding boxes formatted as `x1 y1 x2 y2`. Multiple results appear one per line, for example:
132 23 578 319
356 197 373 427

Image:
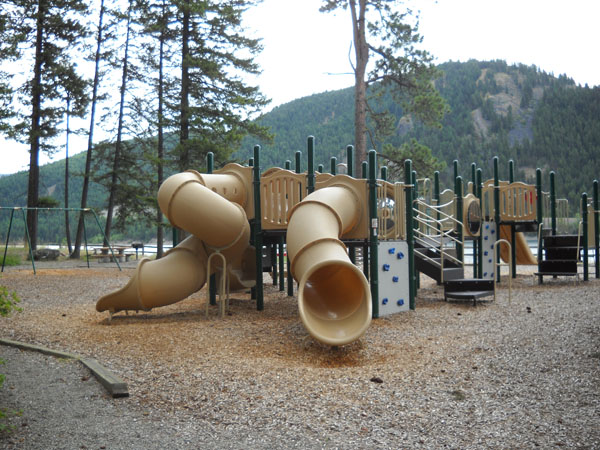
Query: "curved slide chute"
499 225 537 265
287 185 372 346
97 170 252 314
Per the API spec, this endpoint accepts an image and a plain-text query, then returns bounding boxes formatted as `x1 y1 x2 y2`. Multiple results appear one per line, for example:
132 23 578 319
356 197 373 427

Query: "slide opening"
299 261 371 345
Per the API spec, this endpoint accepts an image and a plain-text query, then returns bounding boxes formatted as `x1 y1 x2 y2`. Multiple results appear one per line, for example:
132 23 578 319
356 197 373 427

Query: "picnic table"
91 246 133 263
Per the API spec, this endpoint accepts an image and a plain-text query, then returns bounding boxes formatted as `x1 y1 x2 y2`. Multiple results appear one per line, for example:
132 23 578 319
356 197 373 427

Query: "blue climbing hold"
383 264 390 271
382 298 389 305
397 252 404 259
397 299 404 306
392 276 399 283
388 248 395 254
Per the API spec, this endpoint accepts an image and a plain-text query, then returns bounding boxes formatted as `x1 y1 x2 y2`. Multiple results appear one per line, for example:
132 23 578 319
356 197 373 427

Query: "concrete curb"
0 338 129 398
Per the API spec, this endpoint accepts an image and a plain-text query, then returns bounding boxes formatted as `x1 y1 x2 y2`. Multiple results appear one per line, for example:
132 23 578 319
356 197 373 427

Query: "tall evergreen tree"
1 0 88 249
320 0 446 174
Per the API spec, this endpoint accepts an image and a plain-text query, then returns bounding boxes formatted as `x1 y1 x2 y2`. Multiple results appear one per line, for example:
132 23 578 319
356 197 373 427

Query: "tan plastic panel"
260 169 306 230
287 186 372 346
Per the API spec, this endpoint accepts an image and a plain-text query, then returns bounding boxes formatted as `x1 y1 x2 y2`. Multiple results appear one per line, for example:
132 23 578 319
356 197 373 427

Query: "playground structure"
91 137 599 346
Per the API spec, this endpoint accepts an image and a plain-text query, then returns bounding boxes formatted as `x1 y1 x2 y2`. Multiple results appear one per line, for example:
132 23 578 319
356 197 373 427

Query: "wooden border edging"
0 338 129 398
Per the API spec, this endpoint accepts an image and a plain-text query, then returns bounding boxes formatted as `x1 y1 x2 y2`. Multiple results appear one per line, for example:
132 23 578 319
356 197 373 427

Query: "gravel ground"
0 259 599 449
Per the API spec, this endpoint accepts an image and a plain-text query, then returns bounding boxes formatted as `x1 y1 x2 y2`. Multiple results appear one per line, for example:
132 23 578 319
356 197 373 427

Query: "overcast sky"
2 0 599 175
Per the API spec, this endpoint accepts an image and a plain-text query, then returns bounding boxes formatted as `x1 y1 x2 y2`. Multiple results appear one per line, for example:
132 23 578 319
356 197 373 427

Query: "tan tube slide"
97 170 251 314
287 186 372 346
499 225 537 265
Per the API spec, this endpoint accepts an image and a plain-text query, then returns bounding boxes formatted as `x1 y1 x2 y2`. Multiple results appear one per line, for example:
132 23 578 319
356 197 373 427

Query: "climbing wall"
377 240 410 316
481 220 497 279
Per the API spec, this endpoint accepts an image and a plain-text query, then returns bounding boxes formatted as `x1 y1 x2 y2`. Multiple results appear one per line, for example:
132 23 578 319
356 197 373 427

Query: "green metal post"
284 160 291 170
253 145 264 310
318 164 324 173
405 159 415 309
368 150 379 318
434 171 440 234
330 157 337 175
347 145 356 264
295 151 302 173
508 160 516 277
550 171 557 235
493 157 500 281
476 168 483 278
248 157 254 167
412 169 419 289
271 244 277 285
279 237 285 292
380 166 387 181
582 193 589 281
453 160 459 185
307 136 315 194
455 176 464 263
594 180 599 279
346 145 354 177
207 152 217 305
1 209 15 273
536 168 543 284
471 163 478 276
361 161 368 179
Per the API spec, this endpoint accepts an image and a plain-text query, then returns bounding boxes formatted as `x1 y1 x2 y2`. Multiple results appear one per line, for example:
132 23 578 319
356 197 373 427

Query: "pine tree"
1 0 89 249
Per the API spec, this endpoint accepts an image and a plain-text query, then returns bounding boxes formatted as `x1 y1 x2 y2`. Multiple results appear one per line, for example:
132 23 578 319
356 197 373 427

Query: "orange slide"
498 225 537 265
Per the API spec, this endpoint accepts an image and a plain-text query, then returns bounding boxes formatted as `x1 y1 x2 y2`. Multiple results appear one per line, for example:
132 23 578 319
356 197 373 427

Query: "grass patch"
0 253 21 266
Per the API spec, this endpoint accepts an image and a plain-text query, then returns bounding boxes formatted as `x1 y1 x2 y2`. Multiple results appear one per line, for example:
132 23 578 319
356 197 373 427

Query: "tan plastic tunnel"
96 170 252 314
287 185 372 346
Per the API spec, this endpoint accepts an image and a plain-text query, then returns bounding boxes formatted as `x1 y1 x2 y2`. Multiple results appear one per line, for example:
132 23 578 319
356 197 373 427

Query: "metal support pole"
346 146 356 264
368 150 379 318
493 157 500 281
471 163 478 276
536 168 543 284
207 152 217 306
20 208 36 274
380 166 387 181
330 157 337 175
455 176 464 263
307 136 315 195
550 171 557 235
594 180 599 279
476 168 483 278
278 236 285 292
405 159 415 310
1 209 15 273
253 145 264 310
509 160 516 277
582 193 589 281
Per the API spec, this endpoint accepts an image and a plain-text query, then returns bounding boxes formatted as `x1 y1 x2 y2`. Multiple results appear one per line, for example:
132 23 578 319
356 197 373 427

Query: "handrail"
413 198 465 283
493 238 512 303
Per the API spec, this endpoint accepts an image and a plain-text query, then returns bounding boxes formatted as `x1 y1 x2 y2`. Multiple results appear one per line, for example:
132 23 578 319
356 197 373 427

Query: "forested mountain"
237 60 599 206
2 60 599 244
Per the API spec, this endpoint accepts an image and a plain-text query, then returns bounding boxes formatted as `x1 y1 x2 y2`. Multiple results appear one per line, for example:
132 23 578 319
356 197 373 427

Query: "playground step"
443 278 495 305
415 254 464 283
543 234 579 247
544 246 581 261
539 259 578 274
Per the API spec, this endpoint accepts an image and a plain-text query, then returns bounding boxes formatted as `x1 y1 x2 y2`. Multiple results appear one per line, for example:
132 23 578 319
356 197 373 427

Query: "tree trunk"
64 96 72 254
72 0 105 258
156 0 166 259
350 0 369 175
104 1 132 247
26 0 46 251
179 0 190 172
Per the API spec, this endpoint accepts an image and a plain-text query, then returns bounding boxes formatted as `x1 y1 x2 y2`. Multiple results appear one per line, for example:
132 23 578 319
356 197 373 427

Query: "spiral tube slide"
287 185 372 346
96 170 251 314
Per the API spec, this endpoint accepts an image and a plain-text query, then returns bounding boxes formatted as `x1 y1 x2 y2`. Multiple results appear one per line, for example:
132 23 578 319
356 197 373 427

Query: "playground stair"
414 237 495 304
535 234 581 280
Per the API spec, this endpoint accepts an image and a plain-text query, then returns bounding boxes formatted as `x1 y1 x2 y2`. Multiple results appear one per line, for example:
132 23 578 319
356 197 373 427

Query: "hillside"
237 60 599 207
1 60 598 243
